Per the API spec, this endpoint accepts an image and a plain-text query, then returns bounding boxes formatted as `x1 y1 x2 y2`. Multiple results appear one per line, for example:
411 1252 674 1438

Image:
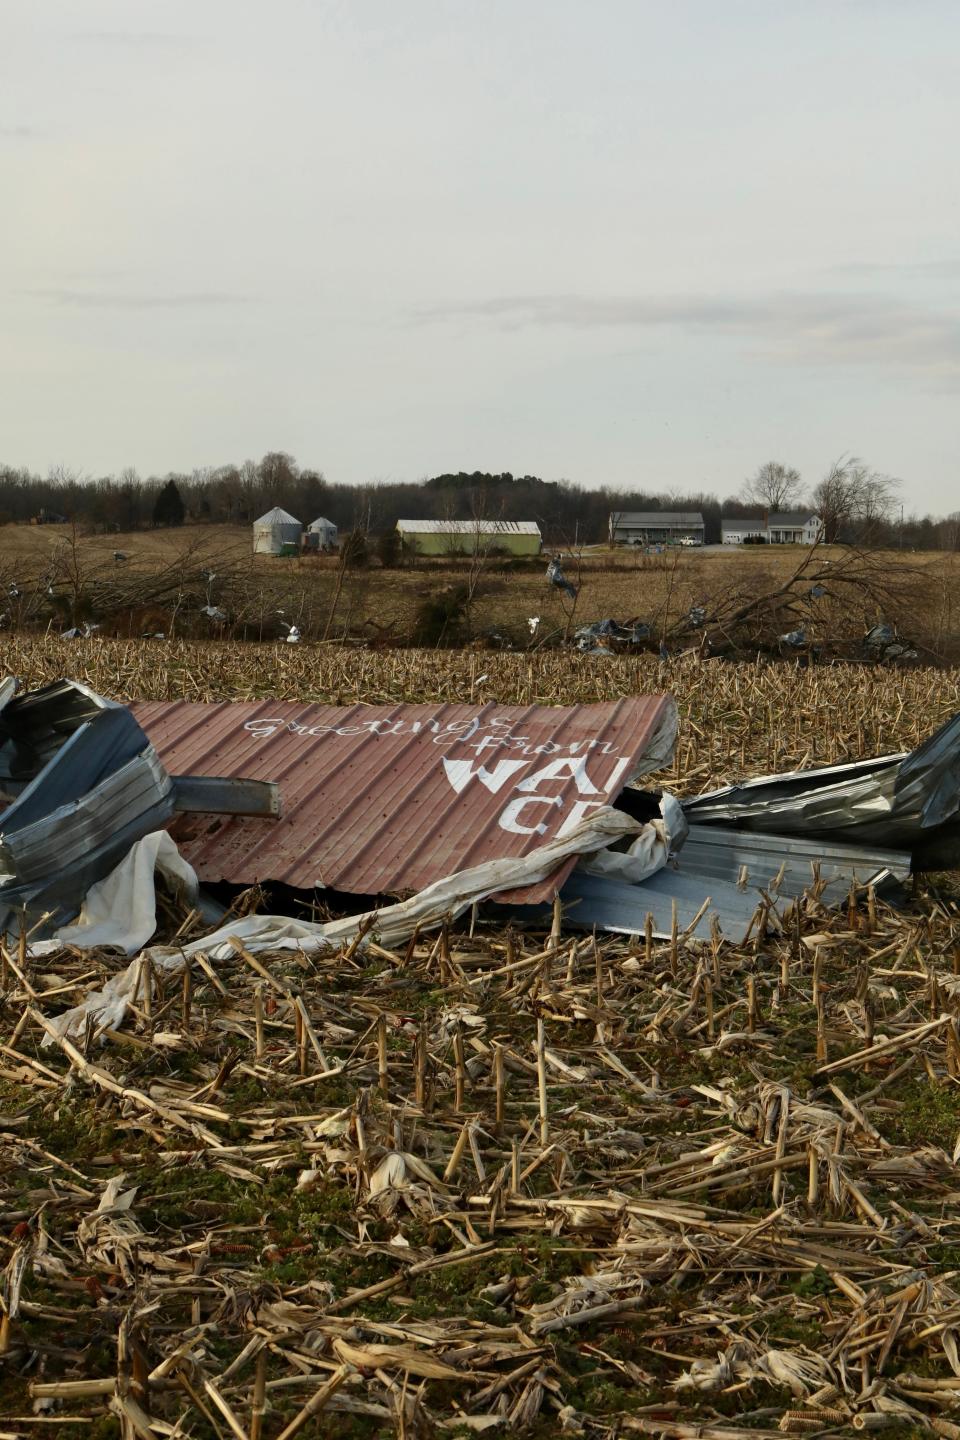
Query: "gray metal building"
608 511 704 545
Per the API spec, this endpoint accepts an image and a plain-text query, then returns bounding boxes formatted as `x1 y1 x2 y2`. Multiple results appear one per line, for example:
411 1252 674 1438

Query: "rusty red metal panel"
132 696 674 904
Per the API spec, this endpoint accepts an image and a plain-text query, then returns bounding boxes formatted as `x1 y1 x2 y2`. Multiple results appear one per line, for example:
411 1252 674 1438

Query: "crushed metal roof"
682 711 960 856
0 679 176 932
133 695 676 904
395 519 542 536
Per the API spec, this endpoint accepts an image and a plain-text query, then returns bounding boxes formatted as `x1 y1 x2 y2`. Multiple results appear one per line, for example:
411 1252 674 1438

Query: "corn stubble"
0 638 959 1435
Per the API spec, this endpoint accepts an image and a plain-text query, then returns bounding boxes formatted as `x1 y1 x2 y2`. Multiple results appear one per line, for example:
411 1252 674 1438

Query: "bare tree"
813 456 901 544
460 489 502 640
741 462 803 513
664 541 924 656
322 527 367 640
940 512 960 552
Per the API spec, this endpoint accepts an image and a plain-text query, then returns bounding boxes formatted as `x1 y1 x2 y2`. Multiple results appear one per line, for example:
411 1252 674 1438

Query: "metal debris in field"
134 693 678 903
546 554 577 599
682 708 960 868
502 821 912 940
0 677 177 934
863 622 919 664
574 619 652 655
0 677 289 942
677 824 911 900
778 625 806 651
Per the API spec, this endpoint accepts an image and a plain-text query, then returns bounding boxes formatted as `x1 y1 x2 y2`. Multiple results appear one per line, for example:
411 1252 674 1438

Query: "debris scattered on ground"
683 709 960 867
5 670 960 958
575 620 652 655
547 555 578 600
863 622 919 664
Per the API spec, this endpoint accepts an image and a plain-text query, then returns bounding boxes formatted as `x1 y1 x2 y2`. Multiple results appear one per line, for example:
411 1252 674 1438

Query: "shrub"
411 584 469 646
341 529 369 568
376 529 401 568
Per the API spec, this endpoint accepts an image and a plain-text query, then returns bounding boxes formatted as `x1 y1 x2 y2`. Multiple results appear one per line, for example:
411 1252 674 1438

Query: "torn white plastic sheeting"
577 793 688 885
41 805 644 1043
31 831 198 958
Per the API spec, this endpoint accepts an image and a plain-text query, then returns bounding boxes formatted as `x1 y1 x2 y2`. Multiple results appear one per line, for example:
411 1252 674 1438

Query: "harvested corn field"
4 871 960 1436
1 635 960 789
2 640 960 1438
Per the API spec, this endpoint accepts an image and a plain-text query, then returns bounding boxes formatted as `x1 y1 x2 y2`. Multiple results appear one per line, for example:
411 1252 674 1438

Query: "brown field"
2 522 957 655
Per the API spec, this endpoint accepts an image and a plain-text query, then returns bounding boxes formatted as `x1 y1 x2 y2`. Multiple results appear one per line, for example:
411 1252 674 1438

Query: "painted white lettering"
515 756 602 796
432 717 482 746
604 758 631 790
244 717 285 740
499 795 562 835
557 800 606 837
443 757 528 795
472 733 509 756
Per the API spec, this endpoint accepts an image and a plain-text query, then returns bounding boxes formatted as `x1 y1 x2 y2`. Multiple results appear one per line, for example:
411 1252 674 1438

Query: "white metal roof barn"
395 518 542 556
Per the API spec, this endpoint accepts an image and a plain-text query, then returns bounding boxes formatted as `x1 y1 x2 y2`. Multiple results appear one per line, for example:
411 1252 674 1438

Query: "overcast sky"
3 1 958 510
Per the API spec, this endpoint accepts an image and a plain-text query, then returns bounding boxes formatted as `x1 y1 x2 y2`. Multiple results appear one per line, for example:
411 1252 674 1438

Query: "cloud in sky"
417 291 960 375
27 288 257 310
71 30 196 48
827 259 960 281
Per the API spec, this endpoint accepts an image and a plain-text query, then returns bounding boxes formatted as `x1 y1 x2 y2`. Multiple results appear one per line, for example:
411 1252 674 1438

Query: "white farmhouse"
722 512 824 545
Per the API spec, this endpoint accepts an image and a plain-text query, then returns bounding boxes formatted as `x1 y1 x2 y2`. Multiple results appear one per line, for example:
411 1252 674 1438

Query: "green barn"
396 518 542 557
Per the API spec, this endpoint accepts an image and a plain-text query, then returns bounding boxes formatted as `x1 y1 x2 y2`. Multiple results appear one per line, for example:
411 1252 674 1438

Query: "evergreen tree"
152 478 186 527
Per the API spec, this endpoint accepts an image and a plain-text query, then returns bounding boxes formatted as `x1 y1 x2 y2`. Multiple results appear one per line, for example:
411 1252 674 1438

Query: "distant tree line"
0 451 956 550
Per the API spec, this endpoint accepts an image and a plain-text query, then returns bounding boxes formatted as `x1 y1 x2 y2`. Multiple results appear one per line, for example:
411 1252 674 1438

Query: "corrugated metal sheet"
133 696 676 903
680 825 911 902
1 680 176 935
682 711 960 857
499 824 911 941
499 867 765 940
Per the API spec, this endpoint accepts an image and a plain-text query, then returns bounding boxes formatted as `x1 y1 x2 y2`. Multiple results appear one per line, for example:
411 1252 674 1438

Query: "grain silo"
304 516 338 551
252 506 303 556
